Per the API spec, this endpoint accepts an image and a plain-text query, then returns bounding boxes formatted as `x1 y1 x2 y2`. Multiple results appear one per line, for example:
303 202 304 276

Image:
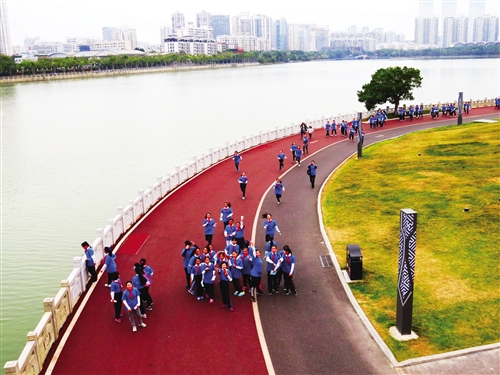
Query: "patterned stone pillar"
396 208 417 335
357 112 363 158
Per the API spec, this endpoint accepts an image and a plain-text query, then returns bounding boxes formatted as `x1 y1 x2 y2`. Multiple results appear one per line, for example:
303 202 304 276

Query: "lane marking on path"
376 135 384 138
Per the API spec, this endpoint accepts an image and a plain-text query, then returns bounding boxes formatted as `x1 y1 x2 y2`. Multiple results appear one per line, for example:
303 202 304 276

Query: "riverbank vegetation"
1 43 498 77
322 121 500 361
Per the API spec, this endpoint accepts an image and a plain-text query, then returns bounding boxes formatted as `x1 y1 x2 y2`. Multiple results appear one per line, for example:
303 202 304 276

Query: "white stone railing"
3 98 496 374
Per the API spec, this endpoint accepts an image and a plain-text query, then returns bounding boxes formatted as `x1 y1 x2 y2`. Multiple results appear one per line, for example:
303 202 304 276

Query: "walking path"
45 108 499 375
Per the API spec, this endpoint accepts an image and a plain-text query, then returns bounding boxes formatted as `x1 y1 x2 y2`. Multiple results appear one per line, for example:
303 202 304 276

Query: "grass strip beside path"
322 121 500 361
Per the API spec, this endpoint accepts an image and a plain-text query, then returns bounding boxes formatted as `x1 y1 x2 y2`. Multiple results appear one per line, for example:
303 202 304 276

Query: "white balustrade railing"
4 97 496 374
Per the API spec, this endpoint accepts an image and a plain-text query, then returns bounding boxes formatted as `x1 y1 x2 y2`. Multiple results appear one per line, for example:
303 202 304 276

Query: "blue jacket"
225 224 237 241
104 253 117 273
295 149 303 159
274 182 284 195
308 164 317 176
225 243 240 256
250 257 263 277
220 207 233 222
277 152 286 160
201 263 215 284
238 175 248 184
182 246 196 268
84 247 95 267
230 256 243 279
203 218 216 235
264 219 280 236
233 154 242 164
241 253 252 274
281 254 296 274
122 287 141 310
219 268 233 282
266 251 281 272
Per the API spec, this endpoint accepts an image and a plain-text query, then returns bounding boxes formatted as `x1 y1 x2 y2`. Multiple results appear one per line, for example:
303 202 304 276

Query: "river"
1 57 498 364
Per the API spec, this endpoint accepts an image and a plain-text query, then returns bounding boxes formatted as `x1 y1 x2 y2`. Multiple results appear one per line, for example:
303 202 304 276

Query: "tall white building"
196 11 211 28
172 12 185 30
468 0 486 41
274 18 288 51
0 1 12 55
473 15 499 42
414 16 439 45
111 28 137 50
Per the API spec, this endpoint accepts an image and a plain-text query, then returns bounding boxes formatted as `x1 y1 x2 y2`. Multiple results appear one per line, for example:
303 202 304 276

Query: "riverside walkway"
45 107 499 375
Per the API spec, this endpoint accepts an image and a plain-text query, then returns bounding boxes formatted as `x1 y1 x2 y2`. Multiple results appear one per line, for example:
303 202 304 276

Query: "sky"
5 0 500 45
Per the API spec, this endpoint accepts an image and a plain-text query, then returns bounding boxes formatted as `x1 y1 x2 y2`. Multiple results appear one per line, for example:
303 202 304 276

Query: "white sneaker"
142 314 147 319
140 323 147 328
132 326 137 332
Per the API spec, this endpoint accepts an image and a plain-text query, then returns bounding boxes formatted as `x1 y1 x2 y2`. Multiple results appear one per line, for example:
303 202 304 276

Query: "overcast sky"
5 0 500 45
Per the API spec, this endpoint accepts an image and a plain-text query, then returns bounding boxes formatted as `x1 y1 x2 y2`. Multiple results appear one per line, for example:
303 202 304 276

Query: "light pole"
458 92 463 125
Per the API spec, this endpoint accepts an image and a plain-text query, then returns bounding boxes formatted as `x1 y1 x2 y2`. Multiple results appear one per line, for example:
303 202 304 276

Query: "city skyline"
5 0 499 46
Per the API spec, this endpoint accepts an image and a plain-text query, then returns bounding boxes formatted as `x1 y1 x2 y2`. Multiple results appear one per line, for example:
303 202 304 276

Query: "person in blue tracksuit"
224 219 237 247
132 263 152 312
325 121 331 137
191 257 204 300
250 249 264 302
218 262 233 311
281 245 297 295
273 178 285 204
302 134 309 154
418 105 424 118
232 151 242 172
103 246 118 287
348 125 355 141
369 115 377 130
229 251 244 297
300 122 308 138
182 240 198 289
225 237 240 256
308 125 314 139
240 246 253 292
110 272 123 322
220 202 233 228
307 160 317 188
122 281 147 332
201 257 216 303
266 245 281 295
441 104 447 117
290 142 298 163
140 258 154 308
187 248 202 295
331 120 337 136
234 219 245 249
277 149 287 171
263 213 281 242
295 147 303 166
202 212 217 246
238 172 248 200
81 241 97 283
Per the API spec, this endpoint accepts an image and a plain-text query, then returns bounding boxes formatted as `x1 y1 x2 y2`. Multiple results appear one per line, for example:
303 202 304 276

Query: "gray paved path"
254 113 499 375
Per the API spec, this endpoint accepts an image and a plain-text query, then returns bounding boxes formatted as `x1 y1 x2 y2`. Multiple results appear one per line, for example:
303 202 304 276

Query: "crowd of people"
81 241 154 332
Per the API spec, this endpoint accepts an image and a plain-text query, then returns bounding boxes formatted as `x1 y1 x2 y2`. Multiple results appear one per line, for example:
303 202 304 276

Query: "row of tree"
0 44 497 77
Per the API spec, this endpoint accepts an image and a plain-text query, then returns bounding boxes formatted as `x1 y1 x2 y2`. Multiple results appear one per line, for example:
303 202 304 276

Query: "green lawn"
322 121 500 361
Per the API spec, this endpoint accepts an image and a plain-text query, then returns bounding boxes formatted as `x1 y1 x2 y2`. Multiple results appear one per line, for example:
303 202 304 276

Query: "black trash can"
346 244 363 280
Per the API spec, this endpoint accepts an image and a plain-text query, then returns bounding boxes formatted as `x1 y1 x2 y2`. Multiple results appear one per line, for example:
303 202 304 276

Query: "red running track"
48 107 498 375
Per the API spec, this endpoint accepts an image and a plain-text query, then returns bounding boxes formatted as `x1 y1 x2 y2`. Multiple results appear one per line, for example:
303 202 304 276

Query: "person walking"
266 245 281 295
273 178 285 204
81 241 97 283
218 262 234 311
281 245 297 295
300 122 308 138
249 249 264 302
263 213 281 242
132 263 152 312
220 202 233 228
238 172 248 200
307 160 317 188
229 250 244 297
277 149 287 171
191 257 204 300
290 142 298 163
122 281 147 332
140 258 154 308
308 125 314 139
240 246 252 292
224 219 237 247
110 272 123 322
202 212 217 246
201 256 215 303
295 147 303 166
103 246 118 287
232 151 242 172
234 218 245 250
332 120 338 137
182 240 198 289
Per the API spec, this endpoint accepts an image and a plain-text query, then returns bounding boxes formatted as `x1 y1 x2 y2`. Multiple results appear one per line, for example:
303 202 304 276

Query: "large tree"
357 66 423 112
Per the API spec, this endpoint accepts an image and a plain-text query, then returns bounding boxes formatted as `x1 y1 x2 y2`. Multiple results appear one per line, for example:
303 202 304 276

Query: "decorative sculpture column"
357 112 363 158
396 208 417 335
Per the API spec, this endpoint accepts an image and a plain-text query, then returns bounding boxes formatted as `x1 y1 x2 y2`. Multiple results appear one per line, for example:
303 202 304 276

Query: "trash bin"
346 244 363 280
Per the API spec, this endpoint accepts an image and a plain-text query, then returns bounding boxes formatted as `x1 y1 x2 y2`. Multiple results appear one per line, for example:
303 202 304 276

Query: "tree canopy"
357 66 423 111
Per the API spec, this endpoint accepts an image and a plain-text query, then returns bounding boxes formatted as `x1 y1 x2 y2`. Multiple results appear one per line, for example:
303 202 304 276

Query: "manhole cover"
319 255 333 268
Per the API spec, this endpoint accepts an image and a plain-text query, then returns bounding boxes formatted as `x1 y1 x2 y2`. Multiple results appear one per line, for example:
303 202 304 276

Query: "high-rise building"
443 16 468 46
469 0 487 41
172 12 185 30
211 15 230 38
251 14 272 41
102 27 116 41
274 18 288 51
414 16 439 45
196 11 211 28
0 1 12 55
314 27 330 51
473 15 499 42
